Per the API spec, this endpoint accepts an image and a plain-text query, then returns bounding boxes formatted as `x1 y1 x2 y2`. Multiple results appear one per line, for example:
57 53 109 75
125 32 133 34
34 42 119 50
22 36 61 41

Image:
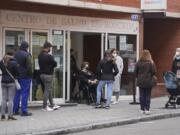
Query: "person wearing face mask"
38 41 60 111
172 48 180 81
111 49 124 104
78 62 98 104
95 50 119 109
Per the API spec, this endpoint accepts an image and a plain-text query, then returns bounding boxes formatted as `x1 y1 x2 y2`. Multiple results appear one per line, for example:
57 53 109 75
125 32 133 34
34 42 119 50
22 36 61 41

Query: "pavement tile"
0 97 180 135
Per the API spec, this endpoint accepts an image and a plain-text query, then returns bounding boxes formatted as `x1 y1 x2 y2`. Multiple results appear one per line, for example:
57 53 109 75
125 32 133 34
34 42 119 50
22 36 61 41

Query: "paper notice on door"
108 35 117 49
177 70 180 79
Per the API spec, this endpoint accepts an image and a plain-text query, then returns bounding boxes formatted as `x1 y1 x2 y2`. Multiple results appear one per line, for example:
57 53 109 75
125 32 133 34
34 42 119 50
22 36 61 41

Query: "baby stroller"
163 71 180 108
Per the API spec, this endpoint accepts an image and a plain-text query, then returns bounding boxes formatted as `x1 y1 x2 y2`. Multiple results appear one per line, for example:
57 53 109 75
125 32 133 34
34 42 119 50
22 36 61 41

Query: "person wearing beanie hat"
13 41 33 116
38 41 60 111
19 41 29 51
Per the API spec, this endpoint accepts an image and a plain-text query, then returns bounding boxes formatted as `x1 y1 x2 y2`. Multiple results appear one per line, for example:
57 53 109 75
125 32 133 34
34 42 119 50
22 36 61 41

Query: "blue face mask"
176 55 180 60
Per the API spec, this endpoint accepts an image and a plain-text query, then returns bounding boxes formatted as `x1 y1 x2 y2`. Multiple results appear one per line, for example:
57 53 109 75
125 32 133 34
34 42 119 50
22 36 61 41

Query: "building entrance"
68 32 101 101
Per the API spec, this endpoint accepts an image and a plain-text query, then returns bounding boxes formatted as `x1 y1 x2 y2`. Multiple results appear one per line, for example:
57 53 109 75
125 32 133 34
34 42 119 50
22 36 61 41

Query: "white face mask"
176 52 180 56
112 53 117 57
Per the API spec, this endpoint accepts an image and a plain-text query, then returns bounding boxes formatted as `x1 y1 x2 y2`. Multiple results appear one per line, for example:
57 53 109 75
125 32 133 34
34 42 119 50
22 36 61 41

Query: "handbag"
4 64 21 90
151 75 157 87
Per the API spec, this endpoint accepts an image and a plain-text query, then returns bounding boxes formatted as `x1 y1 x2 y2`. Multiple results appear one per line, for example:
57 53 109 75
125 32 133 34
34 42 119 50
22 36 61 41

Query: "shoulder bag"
4 65 21 90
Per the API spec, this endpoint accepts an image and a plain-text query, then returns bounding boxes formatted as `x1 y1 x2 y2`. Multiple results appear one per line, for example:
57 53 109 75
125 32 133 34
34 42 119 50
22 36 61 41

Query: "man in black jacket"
38 42 60 111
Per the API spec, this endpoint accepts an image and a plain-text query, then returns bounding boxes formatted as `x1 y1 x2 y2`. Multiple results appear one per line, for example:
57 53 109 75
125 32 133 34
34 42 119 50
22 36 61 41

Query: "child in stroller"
163 71 180 108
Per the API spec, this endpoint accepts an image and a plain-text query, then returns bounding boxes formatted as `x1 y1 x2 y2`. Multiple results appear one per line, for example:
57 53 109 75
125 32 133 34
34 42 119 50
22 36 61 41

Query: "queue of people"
1 39 179 120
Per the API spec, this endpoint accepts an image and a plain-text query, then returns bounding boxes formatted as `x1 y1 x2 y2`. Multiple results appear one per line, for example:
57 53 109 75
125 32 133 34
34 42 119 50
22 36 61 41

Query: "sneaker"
145 110 151 115
112 101 118 105
21 112 32 116
105 106 110 109
13 112 20 115
42 106 54 111
1 115 5 120
140 110 145 114
8 116 17 120
52 105 61 110
95 104 101 108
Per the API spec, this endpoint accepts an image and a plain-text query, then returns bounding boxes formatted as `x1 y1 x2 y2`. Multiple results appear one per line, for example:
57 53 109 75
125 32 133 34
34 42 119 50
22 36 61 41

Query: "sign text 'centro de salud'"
141 0 167 10
0 10 139 34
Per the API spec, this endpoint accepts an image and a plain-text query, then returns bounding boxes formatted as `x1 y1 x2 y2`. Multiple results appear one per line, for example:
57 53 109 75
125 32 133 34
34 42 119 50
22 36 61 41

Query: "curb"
23 112 180 135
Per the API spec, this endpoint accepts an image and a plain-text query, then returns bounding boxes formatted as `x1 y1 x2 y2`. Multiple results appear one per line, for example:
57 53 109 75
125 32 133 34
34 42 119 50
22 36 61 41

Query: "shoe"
105 106 110 109
112 101 118 105
95 104 101 108
13 112 20 115
145 110 150 115
1 115 5 120
8 116 17 120
140 110 145 114
21 112 32 116
42 106 54 111
52 105 61 110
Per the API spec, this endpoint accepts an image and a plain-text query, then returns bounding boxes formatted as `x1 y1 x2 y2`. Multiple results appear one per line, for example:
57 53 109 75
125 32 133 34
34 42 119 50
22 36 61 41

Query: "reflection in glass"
5 30 25 54
32 32 47 101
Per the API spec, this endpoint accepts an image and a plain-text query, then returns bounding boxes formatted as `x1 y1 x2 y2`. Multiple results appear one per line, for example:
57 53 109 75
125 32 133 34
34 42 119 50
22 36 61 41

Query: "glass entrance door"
31 30 48 101
30 30 65 103
4 29 25 54
51 30 65 102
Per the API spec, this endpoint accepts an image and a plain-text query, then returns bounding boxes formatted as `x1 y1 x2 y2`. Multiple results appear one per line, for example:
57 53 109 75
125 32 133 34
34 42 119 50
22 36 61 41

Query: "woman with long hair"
134 50 156 115
0 53 19 120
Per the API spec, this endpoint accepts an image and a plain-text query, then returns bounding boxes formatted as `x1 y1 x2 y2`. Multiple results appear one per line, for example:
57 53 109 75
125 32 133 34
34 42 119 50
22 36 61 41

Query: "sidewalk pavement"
1 96 180 135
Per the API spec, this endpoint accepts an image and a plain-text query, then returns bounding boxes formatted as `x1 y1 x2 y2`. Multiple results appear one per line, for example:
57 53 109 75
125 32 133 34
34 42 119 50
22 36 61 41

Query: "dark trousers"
139 87 152 111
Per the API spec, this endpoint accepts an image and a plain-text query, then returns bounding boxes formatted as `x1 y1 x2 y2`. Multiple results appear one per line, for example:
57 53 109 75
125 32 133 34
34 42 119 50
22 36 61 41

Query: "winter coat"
97 59 119 81
0 59 19 83
112 56 124 92
79 69 97 85
134 60 156 88
14 50 32 79
38 51 57 75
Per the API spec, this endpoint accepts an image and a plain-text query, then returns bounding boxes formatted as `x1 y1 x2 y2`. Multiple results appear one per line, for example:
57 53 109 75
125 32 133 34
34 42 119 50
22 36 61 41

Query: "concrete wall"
0 1 133 19
77 0 140 8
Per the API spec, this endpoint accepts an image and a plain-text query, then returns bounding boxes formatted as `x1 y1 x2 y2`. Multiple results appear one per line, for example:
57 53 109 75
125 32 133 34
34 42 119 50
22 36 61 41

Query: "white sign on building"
141 0 167 10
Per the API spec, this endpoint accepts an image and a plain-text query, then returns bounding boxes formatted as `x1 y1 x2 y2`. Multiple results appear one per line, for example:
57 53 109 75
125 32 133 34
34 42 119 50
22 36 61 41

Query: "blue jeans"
139 87 152 111
13 78 32 114
96 80 113 107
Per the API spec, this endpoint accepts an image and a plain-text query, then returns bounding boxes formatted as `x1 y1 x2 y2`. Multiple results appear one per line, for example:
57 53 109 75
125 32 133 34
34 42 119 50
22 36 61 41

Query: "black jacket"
38 51 57 75
79 69 96 85
14 50 32 78
96 59 119 81
134 60 156 88
0 59 19 83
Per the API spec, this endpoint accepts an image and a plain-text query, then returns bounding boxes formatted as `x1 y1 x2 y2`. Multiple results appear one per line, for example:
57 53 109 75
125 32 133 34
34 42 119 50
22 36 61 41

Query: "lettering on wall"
1 10 139 34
